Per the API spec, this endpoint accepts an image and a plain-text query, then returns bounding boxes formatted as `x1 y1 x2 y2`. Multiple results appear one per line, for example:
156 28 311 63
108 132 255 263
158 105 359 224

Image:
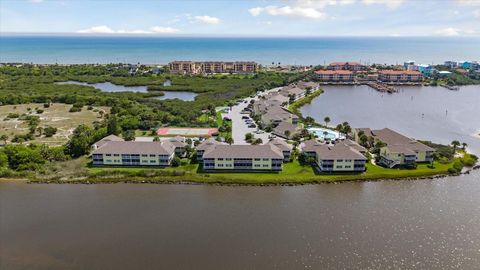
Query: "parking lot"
222 87 281 145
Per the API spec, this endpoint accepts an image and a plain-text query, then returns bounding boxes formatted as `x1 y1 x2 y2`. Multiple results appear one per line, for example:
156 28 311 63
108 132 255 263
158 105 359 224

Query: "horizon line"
1 32 479 39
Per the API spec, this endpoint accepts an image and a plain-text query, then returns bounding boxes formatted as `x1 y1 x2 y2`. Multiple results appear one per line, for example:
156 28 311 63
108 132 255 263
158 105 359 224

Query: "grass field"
0 103 109 145
80 159 454 185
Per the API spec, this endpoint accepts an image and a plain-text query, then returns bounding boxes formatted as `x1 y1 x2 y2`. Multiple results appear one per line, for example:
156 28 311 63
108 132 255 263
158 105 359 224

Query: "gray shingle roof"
315 144 366 160
371 128 434 152
93 141 175 155
203 145 284 159
268 138 292 152
196 138 223 151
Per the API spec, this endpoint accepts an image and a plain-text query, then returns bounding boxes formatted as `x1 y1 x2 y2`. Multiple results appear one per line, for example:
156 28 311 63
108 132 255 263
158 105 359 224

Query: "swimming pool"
307 127 344 140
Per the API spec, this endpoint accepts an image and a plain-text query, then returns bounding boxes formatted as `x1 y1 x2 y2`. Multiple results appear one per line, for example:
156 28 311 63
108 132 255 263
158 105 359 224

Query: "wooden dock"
363 81 398 93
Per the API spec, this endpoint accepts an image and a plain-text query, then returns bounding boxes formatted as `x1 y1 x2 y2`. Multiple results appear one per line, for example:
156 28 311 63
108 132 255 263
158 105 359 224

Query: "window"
150 154 156 157
254 164 260 167
218 164 224 167
218 158 224 161
336 159 343 162
114 154 120 157
226 158 232 161
345 165 351 168
263 158 269 161
254 158 261 161
345 160 352 162
106 154 112 157
336 165 343 169
142 154 148 157
150 160 156 163
263 164 268 167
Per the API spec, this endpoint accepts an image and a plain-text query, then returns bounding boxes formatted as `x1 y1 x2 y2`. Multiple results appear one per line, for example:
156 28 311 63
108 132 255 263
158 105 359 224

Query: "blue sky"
1 0 479 37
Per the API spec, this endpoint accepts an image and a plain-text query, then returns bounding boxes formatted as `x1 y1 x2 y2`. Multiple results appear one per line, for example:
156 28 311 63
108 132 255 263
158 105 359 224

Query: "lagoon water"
56 81 197 101
1 172 480 270
1 36 480 65
301 85 480 155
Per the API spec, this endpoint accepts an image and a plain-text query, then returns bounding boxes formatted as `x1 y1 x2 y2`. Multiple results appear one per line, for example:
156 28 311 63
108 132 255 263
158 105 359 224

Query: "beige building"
353 128 434 168
315 70 354 82
301 139 367 172
169 61 257 74
202 144 284 171
378 70 422 82
327 62 365 71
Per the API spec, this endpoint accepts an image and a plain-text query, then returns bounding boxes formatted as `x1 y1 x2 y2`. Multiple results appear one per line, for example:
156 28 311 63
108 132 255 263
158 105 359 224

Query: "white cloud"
362 0 404 9
248 5 326 19
29 0 44 3
77 25 115 34
435 27 475 36
474 9 480 17
248 7 264 16
77 25 179 34
455 0 480 6
150 26 180 33
248 0 354 20
194 15 220 25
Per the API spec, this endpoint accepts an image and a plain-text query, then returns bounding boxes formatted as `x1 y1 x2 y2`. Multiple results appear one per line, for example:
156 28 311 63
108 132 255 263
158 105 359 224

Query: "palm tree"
324 116 330 127
226 137 234 145
451 140 460 153
462 142 467 151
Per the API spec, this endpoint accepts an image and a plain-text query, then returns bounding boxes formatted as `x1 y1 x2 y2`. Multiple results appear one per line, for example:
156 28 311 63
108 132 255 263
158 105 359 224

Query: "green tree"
107 115 120 135
0 135 8 145
324 116 330 127
226 137 234 145
123 130 135 141
462 142 468 151
65 125 94 158
171 156 181 167
451 140 460 153
245 133 253 142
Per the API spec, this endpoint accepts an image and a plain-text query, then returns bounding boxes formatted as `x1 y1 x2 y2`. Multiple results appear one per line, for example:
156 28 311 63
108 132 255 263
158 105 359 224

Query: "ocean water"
0 36 479 65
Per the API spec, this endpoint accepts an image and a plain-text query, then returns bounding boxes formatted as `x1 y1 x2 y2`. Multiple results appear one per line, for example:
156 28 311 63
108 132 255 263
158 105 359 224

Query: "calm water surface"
301 85 480 155
1 173 480 270
2 36 479 65
55 81 197 101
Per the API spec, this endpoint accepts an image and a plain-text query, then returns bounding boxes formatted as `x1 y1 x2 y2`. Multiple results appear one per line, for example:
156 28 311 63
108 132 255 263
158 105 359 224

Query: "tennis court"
157 127 218 137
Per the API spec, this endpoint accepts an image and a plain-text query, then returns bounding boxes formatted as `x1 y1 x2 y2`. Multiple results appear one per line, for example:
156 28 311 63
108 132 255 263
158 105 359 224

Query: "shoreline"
4 164 476 186
1 169 475 186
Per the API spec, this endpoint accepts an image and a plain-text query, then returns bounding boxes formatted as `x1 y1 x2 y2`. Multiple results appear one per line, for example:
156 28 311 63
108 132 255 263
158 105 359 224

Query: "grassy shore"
288 89 323 119
23 158 462 185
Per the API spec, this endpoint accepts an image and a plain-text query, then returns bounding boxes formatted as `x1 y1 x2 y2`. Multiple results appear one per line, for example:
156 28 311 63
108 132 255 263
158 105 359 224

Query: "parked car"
242 116 249 119
248 124 257 128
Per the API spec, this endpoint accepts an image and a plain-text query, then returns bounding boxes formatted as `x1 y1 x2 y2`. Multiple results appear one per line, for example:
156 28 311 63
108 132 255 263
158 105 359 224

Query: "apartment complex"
91 135 187 167
327 62 365 71
202 144 285 171
315 70 354 82
301 139 367 172
353 128 434 168
378 70 422 82
169 61 257 74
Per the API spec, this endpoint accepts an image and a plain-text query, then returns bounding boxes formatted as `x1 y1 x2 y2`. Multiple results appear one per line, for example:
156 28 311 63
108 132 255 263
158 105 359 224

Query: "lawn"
82 159 454 185
0 103 109 146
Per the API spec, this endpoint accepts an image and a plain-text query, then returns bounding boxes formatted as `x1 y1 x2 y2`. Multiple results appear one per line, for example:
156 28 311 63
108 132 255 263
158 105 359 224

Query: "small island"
0 61 478 184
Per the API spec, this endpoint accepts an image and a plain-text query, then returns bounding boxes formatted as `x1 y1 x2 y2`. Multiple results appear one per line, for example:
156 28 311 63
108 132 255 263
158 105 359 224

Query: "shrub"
7 113 20 119
43 126 58 137
171 156 181 167
36 109 44 114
